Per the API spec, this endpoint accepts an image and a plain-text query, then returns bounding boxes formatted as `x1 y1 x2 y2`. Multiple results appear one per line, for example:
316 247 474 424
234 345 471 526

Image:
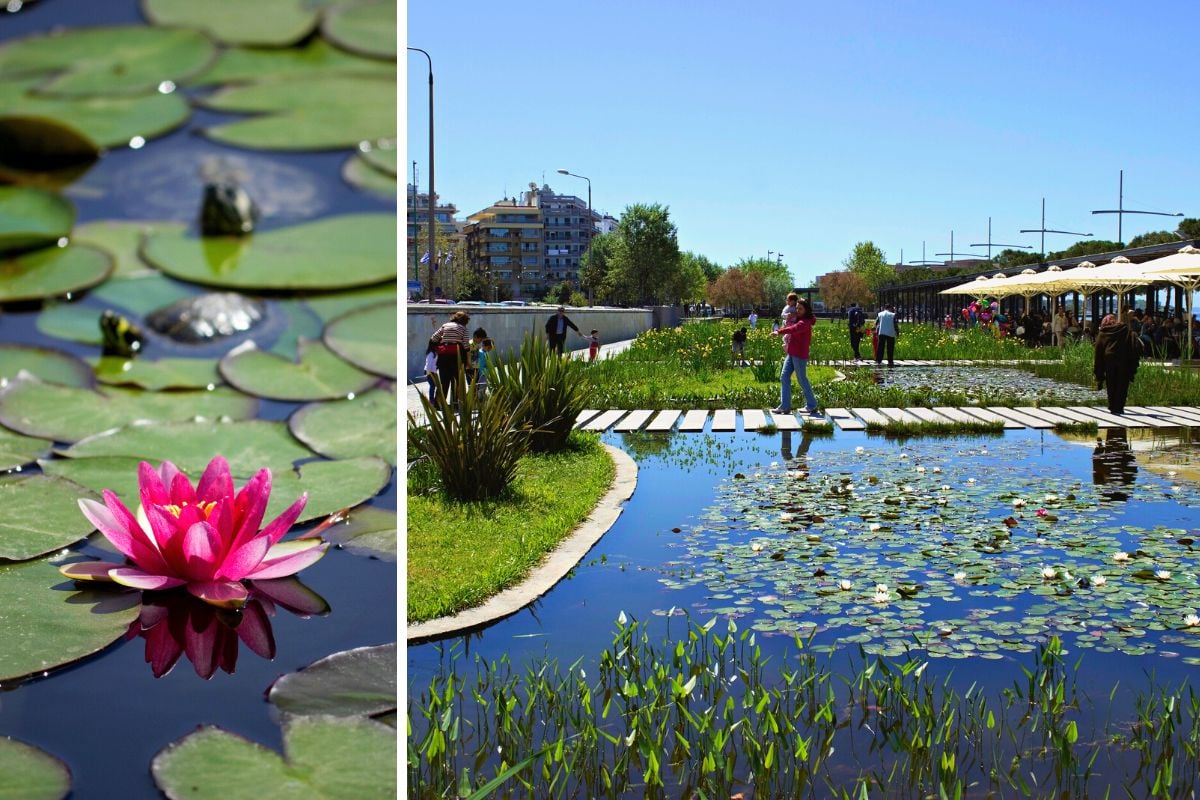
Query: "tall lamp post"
1091 169 1183 244
408 47 435 299
556 168 592 301
1020 197 1091 259
969 217 1032 260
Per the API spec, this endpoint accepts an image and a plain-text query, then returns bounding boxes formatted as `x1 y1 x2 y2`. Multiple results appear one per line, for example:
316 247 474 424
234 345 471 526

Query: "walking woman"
1093 313 1141 415
429 310 471 405
771 298 820 415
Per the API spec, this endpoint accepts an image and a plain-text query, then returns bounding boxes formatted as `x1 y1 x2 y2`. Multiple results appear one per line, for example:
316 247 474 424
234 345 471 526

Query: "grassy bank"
1021 339 1200 405
407 431 615 623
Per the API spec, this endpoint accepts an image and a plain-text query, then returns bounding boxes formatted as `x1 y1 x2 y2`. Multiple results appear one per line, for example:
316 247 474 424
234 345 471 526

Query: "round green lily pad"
71 220 187 278
267 643 396 717
151 716 396 800
0 114 98 188
141 0 319 46
0 475 99 561
301 283 396 324
0 557 141 683
60 419 315 476
187 39 395 86
358 142 396 177
269 300 324 361
289 388 395 463
35 303 102 346
322 301 395 379
0 345 92 388
0 244 113 303
0 736 71 800
341 153 395 198
0 186 74 253
143 214 396 291
89 272 197 315
265 457 391 524
0 77 191 150
92 356 221 390
0 428 52 472
0 25 216 96
0 373 258 443
322 0 396 60
199 75 395 151
219 340 377 402
320 506 395 560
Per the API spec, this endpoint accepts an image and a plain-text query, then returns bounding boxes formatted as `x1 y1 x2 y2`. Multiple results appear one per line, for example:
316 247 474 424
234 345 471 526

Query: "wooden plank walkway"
678 410 708 432
582 410 626 431
879 407 924 424
645 410 681 431
742 409 768 431
613 409 653 432
986 407 1054 429
770 411 802 430
957 407 1023 429
711 409 736 431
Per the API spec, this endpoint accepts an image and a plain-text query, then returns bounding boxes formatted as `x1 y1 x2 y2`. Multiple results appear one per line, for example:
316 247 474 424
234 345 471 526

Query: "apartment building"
462 198 544 300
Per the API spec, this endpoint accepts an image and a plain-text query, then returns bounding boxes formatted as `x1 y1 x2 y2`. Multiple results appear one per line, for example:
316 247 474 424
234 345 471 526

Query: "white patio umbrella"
1054 258 1155 328
1139 244 1200 360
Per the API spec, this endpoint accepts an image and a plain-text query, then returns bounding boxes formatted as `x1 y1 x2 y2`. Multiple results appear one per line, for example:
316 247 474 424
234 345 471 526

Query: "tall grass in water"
1023 339 1200 405
491 333 590 452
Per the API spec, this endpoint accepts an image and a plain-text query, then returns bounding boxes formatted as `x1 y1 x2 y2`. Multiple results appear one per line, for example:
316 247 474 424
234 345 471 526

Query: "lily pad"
0 557 140 683
0 186 74 253
0 244 113 303
322 301 395 378
220 340 377 402
301 283 396 324
269 301 324 360
289 388 396 463
0 77 191 150
0 25 215 96
141 0 319 46
187 39 394 86
151 716 396 800
266 457 391 524
92 356 221 390
0 373 258 443
267 643 395 717
341 153 395 198
0 344 92 388
199 75 395 151
358 142 396 177
35 303 102 346
90 272 198 315
59 419 315 476
143 214 396 291
321 0 396 60
0 737 70 800
0 429 52 472
0 475 99 561
0 115 98 187
320 506 395 560
71 220 187 278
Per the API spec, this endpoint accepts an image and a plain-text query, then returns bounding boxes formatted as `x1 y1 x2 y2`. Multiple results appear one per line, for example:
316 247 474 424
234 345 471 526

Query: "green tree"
543 280 573 305
604 203 682 305
673 252 711 304
579 232 615 301
842 241 895 290
686 252 723 282
1047 240 1122 260
1179 218 1200 239
734 257 793 309
992 249 1041 270
1127 230 1179 248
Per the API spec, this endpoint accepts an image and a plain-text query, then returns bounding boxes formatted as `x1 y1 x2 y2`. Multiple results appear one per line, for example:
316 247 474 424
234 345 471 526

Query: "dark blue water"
0 2 397 796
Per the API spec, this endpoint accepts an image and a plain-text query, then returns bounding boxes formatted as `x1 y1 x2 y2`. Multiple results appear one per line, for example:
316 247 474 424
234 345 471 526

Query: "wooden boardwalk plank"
582 410 626 432
645 410 681 432
613 409 653 432
986 407 1054 429
711 409 736 431
678 410 709 432
1151 406 1200 424
573 409 601 429
878 407 923 424
1065 406 1147 428
1039 406 1117 428
771 411 802 430
1015 406 1078 425
1126 407 1200 427
907 407 956 424
851 407 892 426
932 406 981 424
831 415 867 430
826 407 856 419
956 407 1024 428
1082 407 1172 428
742 409 768 430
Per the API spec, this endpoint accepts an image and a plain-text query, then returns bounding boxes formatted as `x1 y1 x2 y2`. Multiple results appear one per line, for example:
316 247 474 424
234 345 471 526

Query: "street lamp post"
1091 169 1183 244
1020 198 1091 259
969 217 1032 260
408 47 435 299
556 168 592 301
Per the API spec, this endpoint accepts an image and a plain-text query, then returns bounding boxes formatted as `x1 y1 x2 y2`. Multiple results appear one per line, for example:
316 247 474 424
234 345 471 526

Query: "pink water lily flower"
60 456 327 608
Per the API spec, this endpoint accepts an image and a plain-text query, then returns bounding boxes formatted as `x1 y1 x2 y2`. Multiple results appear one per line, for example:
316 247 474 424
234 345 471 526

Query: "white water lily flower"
1012 499 1026 508
839 579 852 591
875 583 888 592
941 485 952 491
1061 570 1073 582
1172 486 1182 493
1041 566 1057 579
1090 575 1107 587
770 461 779 468
902 485 914 493
869 523 882 531
1044 494 1059 502
855 446 865 454
779 513 794 522
967 478 976 484
1186 614 1200 627
915 466 927 473
1156 570 1172 581
953 571 966 582
1168 470 1178 477
873 590 890 603
899 453 908 460
751 542 763 552
932 467 942 474
980 450 989 456
1113 552 1131 563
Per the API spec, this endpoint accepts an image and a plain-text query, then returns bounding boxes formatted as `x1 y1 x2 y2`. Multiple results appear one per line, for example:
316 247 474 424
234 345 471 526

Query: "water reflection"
1092 428 1137 499
126 578 329 679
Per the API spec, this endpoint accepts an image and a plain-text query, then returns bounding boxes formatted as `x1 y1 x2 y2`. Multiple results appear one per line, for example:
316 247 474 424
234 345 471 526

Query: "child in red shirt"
587 329 600 362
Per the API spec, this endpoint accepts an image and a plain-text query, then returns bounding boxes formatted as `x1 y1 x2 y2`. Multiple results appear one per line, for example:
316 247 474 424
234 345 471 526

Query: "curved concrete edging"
406 443 637 642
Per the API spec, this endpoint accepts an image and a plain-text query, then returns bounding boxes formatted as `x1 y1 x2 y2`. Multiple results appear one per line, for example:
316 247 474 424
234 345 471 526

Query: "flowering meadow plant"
61 456 327 608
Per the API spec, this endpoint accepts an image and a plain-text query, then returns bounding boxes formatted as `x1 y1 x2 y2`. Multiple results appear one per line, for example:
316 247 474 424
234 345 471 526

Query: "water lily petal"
182 521 223 581
245 539 328 579
259 493 308 546
80 496 166 572
182 607 221 678
235 600 276 659
249 577 330 616
170 470 197 506
218 535 271 581
230 468 272 550
146 503 189 572
187 580 249 609
109 567 187 591
196 456 233 505
58 560 125 582
138 460 171 508
142 616 184 678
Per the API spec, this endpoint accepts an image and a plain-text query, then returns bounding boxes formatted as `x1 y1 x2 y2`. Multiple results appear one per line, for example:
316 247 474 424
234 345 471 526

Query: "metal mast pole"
408 47 435 298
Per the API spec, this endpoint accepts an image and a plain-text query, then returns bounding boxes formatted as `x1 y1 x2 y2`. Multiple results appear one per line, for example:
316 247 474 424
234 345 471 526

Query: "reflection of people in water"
1092 428 1137 498
780 430 813 463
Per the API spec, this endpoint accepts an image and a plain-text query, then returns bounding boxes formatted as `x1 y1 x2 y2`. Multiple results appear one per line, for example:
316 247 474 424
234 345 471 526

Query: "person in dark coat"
545 306 581 355
1093 313 1141 415
847 303 865 361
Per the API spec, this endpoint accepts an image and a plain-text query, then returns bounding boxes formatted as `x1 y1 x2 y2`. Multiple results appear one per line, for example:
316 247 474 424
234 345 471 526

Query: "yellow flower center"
162 501 216 519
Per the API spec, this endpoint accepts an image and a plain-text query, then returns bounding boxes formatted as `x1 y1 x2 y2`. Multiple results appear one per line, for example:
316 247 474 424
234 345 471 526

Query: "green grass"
1021 339 1200 405
863 418 1005 436
406 431 615 623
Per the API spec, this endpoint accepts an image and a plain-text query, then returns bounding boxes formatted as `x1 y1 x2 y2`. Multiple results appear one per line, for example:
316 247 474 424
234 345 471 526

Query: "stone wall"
406 306 654 381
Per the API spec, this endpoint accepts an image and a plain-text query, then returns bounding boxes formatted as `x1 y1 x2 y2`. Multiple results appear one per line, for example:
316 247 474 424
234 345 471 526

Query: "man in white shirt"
874 304 899 367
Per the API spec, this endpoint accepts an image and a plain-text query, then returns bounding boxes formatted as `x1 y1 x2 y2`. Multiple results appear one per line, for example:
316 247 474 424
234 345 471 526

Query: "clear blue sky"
405 1 1199 288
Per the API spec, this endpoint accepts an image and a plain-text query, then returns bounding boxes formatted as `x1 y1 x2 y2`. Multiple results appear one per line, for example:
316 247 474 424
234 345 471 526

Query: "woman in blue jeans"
771 298 819 415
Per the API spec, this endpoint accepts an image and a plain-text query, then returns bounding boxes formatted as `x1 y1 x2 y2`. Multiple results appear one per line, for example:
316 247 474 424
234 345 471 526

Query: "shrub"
407 367 530 501
491 333 590 452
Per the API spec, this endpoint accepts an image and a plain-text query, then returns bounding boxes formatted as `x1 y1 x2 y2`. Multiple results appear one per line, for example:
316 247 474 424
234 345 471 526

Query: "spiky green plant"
407 367 530 501
491 333 590 452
